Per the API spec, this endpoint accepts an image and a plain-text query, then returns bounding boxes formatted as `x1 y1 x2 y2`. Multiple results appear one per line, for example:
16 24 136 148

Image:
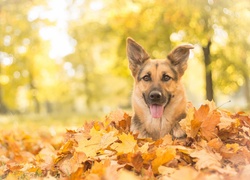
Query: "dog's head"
127 37 193 119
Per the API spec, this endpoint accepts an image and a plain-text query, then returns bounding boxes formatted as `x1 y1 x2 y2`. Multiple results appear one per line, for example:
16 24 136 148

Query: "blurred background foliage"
0 0 250 121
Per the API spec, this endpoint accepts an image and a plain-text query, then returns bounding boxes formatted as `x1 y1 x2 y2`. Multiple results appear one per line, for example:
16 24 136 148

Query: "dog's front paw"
171 123 187 139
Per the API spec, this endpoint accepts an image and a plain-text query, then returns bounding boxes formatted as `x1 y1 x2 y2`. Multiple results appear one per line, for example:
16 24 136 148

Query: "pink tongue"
149 105 164 118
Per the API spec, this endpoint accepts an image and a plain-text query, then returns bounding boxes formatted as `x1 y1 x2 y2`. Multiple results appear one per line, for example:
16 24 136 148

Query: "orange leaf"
207 138 223 152
191 104 209 138
131 153 144 172
200 110 220 141
152 147 176 173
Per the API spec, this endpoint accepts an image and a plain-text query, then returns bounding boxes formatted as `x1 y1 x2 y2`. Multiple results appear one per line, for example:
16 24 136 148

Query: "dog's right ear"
127 37 150 77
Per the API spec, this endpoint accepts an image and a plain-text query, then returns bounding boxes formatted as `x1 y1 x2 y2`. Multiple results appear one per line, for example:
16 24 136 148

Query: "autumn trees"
0 0 250 114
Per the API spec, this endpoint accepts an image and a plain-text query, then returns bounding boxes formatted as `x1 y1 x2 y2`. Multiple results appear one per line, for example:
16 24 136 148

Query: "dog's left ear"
167 44 194 76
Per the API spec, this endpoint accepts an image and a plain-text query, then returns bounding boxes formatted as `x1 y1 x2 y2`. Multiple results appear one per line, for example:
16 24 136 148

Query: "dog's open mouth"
149 104 164 119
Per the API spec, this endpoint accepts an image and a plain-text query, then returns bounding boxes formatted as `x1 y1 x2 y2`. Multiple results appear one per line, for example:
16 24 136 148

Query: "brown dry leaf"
59 152 86 175
207 138 223 152
36 144 56 170
218 111 236 129
190 149 222 170
200 110 220 141
2 105 250 179
106 109 127 123
131 153 144 172
111 133 137 154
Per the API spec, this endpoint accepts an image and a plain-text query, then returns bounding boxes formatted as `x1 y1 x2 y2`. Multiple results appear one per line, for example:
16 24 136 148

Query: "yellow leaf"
100 131 118 149
111 133 137 154
75 134 102 158
180 102 195 137
226 143 240 153
152 147 176 173
137 143 149 153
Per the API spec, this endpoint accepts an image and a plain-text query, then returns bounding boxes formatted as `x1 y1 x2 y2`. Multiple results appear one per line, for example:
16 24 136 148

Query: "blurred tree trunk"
0 64 8 114
243 71 250 109
202 40 214 101
29 73 40 113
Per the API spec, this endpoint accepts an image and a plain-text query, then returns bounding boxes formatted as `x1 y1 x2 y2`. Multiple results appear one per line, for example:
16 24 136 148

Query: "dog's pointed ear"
167 44 194 76
127 37 150 77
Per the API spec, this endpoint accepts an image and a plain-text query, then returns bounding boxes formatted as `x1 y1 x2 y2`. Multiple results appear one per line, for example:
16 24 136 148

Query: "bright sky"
28 0 104 60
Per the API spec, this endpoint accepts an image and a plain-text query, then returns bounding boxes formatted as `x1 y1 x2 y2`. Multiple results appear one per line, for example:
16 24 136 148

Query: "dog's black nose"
149 91 162 101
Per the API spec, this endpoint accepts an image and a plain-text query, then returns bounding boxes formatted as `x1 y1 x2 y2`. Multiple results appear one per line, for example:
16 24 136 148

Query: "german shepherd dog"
127 38 193 140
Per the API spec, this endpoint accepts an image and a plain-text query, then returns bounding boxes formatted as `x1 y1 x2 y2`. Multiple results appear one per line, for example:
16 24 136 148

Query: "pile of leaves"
1 101 250 179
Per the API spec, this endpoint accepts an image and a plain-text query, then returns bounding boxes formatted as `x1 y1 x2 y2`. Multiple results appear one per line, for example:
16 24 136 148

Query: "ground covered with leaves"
1 102 250 179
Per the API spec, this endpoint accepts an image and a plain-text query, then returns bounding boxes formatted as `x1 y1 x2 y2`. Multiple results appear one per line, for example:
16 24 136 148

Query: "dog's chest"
144 114 174 137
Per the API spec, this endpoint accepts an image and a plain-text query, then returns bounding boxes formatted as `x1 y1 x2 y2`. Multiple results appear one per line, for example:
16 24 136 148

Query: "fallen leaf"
190 149 222 170
191 104 209 138
151 147 176 173
131 153 144 172
170 166 200 180
180 102 195 137
200 110 220 141
99 131 118 149
207 138 223 152
75 134 102 158
111 133 137 154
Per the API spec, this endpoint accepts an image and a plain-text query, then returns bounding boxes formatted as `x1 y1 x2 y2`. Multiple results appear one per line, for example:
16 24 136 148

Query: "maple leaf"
190 149 222 170
2 107 250 179
58 152 86 175
99 131 118 149
179 102 195 137
90 160 111 177
191 104 209 138
75 134 102 158
218 111 236 129
36 144 56 170
131 153 144 172
136 142 149 153
111 133 137 154
151 147 176 173
207 138 223 152
200 110 220 141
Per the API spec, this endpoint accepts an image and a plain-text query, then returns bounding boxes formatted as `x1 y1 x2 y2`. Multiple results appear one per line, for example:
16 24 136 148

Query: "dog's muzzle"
143 90 171 119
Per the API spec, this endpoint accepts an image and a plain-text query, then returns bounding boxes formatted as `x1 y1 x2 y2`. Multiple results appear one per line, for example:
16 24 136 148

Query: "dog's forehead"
143 59 172 72
138 58 178 81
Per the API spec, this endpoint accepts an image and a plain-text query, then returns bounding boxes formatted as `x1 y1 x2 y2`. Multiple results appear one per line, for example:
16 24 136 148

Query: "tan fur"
127 37 193 140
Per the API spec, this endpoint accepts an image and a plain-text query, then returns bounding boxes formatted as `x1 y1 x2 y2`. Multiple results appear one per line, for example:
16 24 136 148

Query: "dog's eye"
162 74 171 81
142 75 151 81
